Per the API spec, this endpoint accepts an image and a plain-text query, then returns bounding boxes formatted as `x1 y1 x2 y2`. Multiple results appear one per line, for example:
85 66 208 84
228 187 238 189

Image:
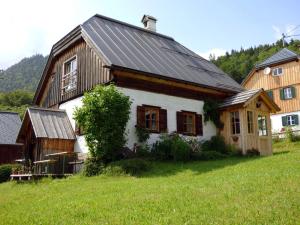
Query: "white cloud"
198 48 227 60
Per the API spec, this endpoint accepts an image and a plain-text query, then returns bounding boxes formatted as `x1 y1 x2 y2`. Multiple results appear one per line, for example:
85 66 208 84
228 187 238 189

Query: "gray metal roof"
0 112 21 144
219 89 262 108
27 108 75 140
81 14 243 93
256 48 298 69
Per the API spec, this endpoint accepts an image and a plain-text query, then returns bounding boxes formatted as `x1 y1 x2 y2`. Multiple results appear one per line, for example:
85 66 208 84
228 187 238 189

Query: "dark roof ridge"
0 111 19 114
28 107 66 112
92 14 174 41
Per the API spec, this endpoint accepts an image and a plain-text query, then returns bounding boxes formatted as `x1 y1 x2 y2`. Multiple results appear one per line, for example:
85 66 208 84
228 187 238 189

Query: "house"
242 48 300 134
0 112 23 164
18 14 279 161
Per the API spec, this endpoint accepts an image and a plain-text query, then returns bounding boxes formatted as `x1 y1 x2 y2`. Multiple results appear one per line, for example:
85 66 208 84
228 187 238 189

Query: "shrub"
135 126 150 143
106 159 150 175
246 148 260 156
82 157 104 177
135 144 151 158
285 126 296 142
152 133 191 161
201 135 228 154
171 135 191 161
74 84 131 162
0 164 21 183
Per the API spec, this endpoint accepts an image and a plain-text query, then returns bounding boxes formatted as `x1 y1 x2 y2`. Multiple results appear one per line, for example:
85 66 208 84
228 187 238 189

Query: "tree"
74 84 131 162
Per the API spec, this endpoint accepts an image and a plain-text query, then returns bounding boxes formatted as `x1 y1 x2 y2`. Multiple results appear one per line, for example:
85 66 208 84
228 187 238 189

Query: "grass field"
0 142 299 225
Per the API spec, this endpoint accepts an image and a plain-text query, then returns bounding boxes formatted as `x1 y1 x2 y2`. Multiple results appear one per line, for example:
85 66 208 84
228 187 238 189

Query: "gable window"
62 56 77 94
176 111 203 136
282 115 299 126
136 105 167 133
145 107 159 132
247 111 254 134
272 67 283 76
230 111 240 135
258 115 267 136
280 86 296 100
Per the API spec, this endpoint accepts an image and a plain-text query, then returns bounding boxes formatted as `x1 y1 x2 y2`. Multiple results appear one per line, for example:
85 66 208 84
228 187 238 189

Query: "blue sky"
0 0 299 69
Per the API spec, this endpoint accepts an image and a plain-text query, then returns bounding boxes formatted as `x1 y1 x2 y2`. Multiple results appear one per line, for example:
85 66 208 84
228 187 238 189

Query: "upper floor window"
280 86 296 100
258 115 267 136
62 56 77 94
272 67 283 76
230 111 240 135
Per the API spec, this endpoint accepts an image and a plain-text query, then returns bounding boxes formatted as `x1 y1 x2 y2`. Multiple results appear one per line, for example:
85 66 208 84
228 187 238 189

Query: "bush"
246 148 260 156
135 126 150 143
152 134 192 161
82 157 104 177
201 135 228 154
74 84 131 162
106 159 150 176
135 144 151 158
0 164 21 183
285 127 296 142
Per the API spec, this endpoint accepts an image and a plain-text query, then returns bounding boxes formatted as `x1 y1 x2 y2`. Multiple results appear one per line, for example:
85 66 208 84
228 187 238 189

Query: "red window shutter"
159 109 167 132
196 114 203 136
176 111 184 134
137 106 146 128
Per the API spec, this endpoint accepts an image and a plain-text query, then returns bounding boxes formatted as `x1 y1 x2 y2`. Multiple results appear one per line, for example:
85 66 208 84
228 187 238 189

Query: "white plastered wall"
59 87 217 153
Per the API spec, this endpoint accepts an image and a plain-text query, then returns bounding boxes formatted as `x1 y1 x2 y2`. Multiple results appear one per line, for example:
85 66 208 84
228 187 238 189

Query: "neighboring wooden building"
0 112 23 164
17 108 76 164
19 14 279 156
242 48 300 133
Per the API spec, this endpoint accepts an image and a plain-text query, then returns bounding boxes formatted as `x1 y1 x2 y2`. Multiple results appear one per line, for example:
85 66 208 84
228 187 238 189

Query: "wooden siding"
243 60 300 114
220 96 272 155
0 144 23 164
39 40 111 107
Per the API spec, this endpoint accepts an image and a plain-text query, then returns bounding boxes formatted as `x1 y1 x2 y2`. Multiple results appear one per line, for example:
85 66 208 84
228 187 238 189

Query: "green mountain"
211 39 300 83
0 54 47 92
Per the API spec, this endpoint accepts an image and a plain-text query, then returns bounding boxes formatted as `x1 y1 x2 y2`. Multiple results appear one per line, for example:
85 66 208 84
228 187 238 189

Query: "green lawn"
0 142 299 225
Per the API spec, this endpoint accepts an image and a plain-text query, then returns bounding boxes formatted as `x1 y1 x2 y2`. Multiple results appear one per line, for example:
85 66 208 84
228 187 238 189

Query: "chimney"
141 15 157 32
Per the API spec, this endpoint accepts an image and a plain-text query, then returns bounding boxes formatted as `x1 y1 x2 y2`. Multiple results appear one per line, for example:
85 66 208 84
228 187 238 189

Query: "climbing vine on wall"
203 99 224 129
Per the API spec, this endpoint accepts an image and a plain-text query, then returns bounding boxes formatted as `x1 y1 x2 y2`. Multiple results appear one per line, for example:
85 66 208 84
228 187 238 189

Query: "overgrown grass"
0 142 299 224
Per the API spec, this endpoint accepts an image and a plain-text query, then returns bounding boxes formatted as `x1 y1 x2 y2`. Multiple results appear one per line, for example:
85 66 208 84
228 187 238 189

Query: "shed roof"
219 89 280 112
256 48 298 69
0 112 21 144
19 108 75 140
80 14 243 93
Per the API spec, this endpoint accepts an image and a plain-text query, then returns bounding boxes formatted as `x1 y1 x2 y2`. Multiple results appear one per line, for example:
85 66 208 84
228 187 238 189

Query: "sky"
0 0 299 69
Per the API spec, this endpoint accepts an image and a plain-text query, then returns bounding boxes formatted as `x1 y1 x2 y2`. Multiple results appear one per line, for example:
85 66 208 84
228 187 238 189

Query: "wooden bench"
10 174 33 181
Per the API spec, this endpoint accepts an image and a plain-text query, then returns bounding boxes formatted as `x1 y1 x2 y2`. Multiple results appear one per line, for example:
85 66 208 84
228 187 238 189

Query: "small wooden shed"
219 89 280 155
17 108 76 165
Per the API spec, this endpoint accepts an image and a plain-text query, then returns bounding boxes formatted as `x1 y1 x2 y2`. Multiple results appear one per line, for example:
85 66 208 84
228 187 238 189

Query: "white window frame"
62 55 77 94
287 115 296 126
284 87 292 99
272 67 283 76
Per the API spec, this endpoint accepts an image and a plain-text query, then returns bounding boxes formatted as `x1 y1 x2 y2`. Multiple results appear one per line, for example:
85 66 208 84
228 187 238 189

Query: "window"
258 115 267 136
282 114 299 126
266 90 273 100
247 111 254 134
284 87 292 99
182 112 195 134
62 56 77 94
230 111 240 135
272 67 283 76
176 111 203 136
145 107 159 132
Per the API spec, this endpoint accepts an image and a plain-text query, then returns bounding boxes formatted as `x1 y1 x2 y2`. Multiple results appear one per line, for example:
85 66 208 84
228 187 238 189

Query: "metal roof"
256 48 298 69
0 112 21 144
219 89 262 108
27 108 75 140
81 14 243 93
